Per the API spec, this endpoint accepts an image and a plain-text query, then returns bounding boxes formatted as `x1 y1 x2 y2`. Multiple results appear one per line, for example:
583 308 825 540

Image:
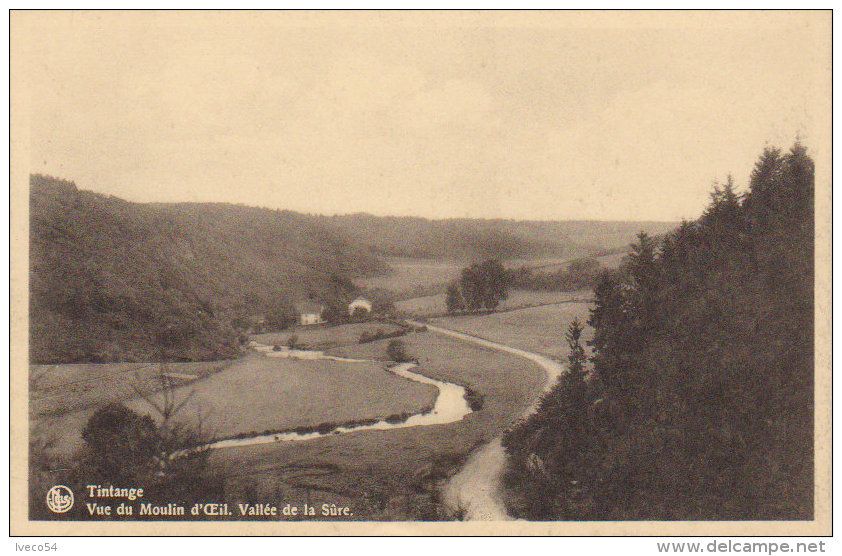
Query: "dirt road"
407 320 565 521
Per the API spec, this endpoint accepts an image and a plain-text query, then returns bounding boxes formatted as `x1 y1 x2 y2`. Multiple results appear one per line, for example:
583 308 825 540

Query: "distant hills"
29 174 677 363
29 175 384 363
316 213 677 260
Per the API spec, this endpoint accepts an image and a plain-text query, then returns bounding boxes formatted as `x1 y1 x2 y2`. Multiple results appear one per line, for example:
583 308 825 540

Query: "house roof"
295 301 324 314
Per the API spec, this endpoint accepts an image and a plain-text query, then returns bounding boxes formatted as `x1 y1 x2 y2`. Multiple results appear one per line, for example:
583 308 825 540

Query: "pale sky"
16 11 830 221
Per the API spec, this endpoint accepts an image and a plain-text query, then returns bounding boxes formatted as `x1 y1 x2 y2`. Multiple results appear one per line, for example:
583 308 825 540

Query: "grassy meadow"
208 330 546 519
31 351 438 458
30 360 233 418
355 257 463 295
357 256 609 298
29 287 589 519
29 360 234 457
594 251 628 269
251 321 405 350
432 301 594 359
125 353 438 438
396 288 592 316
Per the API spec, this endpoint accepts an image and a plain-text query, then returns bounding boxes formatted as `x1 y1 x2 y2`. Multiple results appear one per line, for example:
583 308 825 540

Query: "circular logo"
45 485 74 513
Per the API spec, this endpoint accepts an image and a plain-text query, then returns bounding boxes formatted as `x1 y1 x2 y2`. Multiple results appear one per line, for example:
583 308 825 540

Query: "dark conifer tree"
503 143 815 520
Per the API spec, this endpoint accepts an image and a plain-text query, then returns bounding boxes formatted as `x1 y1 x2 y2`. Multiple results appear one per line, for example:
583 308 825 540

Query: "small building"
295 301 325 326
348 296 373 317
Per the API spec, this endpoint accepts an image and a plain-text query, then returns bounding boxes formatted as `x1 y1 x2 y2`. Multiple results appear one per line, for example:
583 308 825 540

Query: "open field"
505 256 576 271
396 288 592 316
29 322 551 519
32 353 438 458
358 255 622 301
251 322 405 350
29 360 233 418
594 251 628 269
125 354 438 438
431 301 594 359
207 331 546 519
30 360 233 457
355 257 463 295
358 256 586 295
512 252 628 271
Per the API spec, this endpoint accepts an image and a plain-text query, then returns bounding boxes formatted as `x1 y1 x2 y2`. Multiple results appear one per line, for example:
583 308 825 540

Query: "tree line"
505 257 603 292
503 144 815 520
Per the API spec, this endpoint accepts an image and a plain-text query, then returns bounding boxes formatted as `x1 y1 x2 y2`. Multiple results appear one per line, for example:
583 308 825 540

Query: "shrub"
351 306 370 321
463 387 485 411
80 404 161 481
384 412 411 424
360 327 409 344
316 422 338 435
387 339 411 362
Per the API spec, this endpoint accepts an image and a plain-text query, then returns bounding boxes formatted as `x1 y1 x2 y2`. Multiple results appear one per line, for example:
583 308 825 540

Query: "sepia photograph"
9 9 831 536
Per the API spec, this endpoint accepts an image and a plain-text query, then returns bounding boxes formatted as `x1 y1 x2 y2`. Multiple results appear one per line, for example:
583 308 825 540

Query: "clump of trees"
445 259 509 313
350 306 371 320
30 374 222 520
286 334 302 350
502 317 598 519
264 299 297 330
359 327 407 344
386 339 412 363
503 144 815 520
506 257 602 292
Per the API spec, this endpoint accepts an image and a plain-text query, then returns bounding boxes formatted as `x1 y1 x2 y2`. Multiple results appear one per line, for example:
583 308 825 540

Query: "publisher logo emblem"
46 485 74 513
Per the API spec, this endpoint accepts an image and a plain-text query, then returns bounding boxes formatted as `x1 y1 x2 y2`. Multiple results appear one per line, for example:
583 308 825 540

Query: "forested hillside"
29 175 385 363
503 144 814 520
317 213 677 260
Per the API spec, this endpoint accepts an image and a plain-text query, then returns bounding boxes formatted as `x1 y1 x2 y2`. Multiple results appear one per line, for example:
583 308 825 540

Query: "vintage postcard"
9 10 831 536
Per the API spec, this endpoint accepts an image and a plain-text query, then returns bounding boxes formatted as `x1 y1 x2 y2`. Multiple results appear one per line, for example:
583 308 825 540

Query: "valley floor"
29 322 552 520
206 330 546 519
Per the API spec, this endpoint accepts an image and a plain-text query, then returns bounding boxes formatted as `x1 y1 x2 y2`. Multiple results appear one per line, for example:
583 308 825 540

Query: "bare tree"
132 363 196 429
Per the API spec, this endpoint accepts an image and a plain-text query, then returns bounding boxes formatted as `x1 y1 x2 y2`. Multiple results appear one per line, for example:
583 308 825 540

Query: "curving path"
407 320 566 521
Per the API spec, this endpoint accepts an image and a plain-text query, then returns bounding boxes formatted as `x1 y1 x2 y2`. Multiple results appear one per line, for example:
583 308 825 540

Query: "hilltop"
316 213 677 260
29 175 385 363
29 174 677 363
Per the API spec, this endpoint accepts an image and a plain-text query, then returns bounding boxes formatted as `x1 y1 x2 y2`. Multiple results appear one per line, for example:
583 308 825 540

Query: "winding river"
192 329 561 522
197 341 474 450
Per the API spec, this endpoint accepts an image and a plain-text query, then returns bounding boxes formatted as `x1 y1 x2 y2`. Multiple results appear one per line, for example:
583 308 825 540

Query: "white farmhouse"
348 296 373 316
295 301 325 326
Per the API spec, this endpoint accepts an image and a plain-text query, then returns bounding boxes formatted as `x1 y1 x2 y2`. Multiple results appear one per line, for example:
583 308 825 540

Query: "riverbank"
409 321 566 521
196 342 473 450
207 330 545 520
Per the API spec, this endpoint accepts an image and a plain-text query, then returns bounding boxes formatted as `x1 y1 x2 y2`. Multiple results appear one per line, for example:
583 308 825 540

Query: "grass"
129 355 438 438
32 353 438 459
29 360 232 418
357 256 610 297
30 324 552 520
251 322 404 350
396 288 592 316
29 360 234 457
594 251 628 269
355 257 463 295
206 330 546 519
432 301 594 358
